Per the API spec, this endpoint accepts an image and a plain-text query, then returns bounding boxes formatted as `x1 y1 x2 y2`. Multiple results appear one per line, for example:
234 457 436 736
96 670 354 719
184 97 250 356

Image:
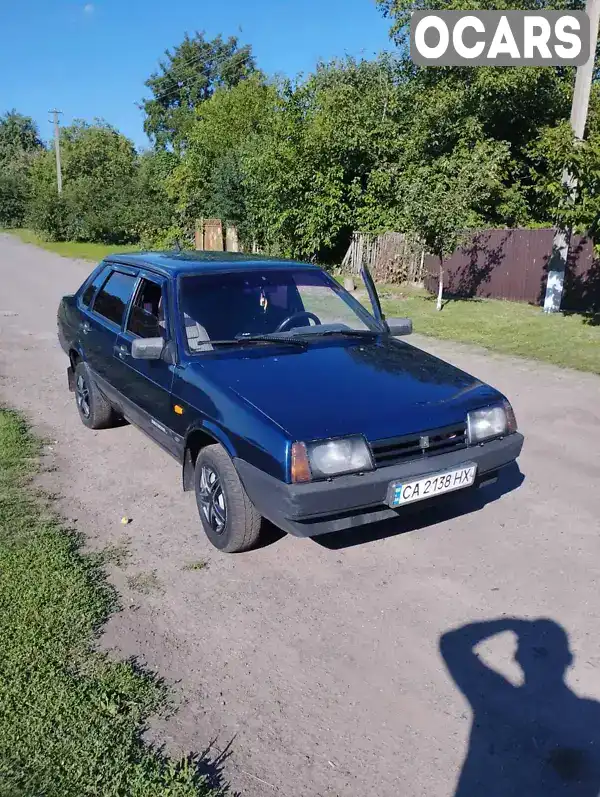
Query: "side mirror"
131 337 164 360
387 317 413 336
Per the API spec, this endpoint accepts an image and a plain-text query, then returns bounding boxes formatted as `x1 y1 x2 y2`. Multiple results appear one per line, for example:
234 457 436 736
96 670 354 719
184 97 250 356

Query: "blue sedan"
57 251 523 552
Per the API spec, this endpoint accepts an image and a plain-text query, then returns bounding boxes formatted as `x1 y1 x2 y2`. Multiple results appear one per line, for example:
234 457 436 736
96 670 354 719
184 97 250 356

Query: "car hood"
193 339 503 442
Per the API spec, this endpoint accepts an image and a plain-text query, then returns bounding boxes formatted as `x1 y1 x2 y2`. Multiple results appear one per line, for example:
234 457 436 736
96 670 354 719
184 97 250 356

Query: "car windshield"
179 269 377 351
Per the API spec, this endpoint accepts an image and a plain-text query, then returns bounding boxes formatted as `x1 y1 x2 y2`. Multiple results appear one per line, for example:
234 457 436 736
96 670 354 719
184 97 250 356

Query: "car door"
113 273 179 457
83 265 139 385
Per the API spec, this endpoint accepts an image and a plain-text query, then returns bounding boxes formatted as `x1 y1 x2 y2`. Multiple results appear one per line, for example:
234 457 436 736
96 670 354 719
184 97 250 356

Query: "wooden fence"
341 232 426 284
195 218 241 252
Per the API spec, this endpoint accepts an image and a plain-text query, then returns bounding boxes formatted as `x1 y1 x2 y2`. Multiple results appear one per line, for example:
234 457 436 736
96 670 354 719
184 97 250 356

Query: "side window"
81 265 110 307
91 271 137 327
126 279 164 339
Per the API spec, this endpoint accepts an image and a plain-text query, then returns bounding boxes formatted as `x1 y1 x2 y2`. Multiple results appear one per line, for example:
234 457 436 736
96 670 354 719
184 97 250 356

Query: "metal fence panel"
422 229 599 311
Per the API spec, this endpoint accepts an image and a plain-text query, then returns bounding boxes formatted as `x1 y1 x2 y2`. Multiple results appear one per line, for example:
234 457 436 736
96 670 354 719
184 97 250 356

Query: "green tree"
28 120 138 243
133 149 179 247
398 140 512 309
529 121 600 246
0 110 42 161
167 73 277 239
376 0 585 45
142 31 257 150
375 0 588 231
241 56 406 259
0 110 43 227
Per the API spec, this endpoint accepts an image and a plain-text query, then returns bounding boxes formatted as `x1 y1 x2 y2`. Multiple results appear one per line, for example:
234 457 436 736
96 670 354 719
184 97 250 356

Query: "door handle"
81 322 90 334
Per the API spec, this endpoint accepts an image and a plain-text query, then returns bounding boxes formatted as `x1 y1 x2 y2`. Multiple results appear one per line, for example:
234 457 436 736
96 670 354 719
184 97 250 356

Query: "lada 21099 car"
57 251 524 553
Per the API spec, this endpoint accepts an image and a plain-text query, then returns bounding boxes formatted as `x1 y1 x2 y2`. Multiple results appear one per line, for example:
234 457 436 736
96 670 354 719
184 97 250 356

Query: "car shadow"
254 519 287 550
312 463 524 550
440 617 600 796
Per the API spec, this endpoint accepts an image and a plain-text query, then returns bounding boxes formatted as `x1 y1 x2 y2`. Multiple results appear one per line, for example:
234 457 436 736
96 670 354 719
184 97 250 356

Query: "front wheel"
74 361 117 430
194 444 263 553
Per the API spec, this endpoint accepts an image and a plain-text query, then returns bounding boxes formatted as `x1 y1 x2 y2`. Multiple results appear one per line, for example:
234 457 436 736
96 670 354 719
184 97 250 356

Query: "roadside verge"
0 408 224 797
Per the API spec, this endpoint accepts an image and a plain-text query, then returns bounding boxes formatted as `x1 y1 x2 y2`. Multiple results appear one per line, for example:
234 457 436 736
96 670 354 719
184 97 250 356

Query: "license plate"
387 464 477 508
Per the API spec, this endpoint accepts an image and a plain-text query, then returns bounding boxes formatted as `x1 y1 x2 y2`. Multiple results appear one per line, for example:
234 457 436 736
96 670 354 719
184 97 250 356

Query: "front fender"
181 420 238 492
184 419 237 459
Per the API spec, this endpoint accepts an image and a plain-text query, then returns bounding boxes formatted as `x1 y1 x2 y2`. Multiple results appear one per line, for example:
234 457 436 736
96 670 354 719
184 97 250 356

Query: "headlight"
291 436 374 482
468 401 517 444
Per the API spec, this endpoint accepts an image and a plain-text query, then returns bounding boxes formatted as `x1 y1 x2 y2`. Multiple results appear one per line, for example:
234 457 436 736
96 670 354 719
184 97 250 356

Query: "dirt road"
2 232 600 796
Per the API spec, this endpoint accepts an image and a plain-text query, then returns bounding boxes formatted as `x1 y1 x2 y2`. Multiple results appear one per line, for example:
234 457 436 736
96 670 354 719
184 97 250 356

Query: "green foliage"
528 122 600 247
167 73 277 238
0 111 42 227
27 120 139 243
372 0 592 243
0 109 41 161
5 18 600 265
134 149 180 247
0 409 219 797
142 31 257 150
0 169 30 228
375 0 585 46
398 140 513 260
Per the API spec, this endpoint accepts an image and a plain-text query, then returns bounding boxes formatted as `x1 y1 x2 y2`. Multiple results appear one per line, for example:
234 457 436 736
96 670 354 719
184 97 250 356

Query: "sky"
0 0 393 149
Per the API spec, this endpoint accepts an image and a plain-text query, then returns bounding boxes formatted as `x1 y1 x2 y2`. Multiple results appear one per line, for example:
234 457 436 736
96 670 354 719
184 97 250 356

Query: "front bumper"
235 432 524 538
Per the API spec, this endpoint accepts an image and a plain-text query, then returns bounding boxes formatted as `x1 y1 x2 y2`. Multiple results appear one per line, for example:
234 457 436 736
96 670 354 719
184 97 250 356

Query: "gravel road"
2 232 600 797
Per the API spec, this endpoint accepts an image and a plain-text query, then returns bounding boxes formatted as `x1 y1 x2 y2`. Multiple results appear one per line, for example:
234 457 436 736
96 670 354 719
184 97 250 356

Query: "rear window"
91 271 137 327
81 265 110 307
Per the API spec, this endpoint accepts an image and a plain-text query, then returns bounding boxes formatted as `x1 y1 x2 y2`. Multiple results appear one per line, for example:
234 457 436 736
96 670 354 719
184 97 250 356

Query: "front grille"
370 423 468 468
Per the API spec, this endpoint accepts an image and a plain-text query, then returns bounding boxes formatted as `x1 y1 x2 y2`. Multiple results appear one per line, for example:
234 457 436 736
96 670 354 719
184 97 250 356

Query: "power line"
143 51 253 106
148 54 253 105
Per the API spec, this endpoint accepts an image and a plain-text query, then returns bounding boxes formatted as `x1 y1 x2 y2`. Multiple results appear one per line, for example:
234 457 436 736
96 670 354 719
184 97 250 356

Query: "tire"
194 444 263 553
73 361 117 430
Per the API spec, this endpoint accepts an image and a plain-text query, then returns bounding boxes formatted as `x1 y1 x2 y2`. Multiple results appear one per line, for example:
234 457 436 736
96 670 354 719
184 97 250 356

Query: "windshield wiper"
295 328 380 339
209 335 307 348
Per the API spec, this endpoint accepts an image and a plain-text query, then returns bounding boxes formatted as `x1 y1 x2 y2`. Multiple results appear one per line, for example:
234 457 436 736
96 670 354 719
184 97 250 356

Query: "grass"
348 280 600 375
0 408 220 797
100 537 132 567
127 570 164 595
183 560 209 572
5 228 141 262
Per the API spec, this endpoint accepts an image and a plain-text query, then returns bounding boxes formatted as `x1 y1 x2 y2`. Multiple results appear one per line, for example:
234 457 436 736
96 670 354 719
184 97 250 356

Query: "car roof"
104 250 322 278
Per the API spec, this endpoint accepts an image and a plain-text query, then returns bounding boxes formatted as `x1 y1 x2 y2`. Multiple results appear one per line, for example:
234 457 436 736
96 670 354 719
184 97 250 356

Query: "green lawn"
6 228 141 262
0 409 219 797
352 282 600 375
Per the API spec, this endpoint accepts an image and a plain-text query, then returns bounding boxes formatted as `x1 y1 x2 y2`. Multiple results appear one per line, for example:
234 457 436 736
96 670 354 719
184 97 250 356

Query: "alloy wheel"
198 464 227 534
76 374 90 418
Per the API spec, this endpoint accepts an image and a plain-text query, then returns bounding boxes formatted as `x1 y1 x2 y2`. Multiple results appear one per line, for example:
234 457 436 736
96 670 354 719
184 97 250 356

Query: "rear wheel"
74 361 117 430
194 444 263 553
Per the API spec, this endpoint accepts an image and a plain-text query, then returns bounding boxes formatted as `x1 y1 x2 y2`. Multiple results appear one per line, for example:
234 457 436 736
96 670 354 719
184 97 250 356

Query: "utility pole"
49 109 63 194
544 0 600 312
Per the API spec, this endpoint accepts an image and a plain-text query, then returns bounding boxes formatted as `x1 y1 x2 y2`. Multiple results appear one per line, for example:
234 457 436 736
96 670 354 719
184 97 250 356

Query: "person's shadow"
440 618 600 796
